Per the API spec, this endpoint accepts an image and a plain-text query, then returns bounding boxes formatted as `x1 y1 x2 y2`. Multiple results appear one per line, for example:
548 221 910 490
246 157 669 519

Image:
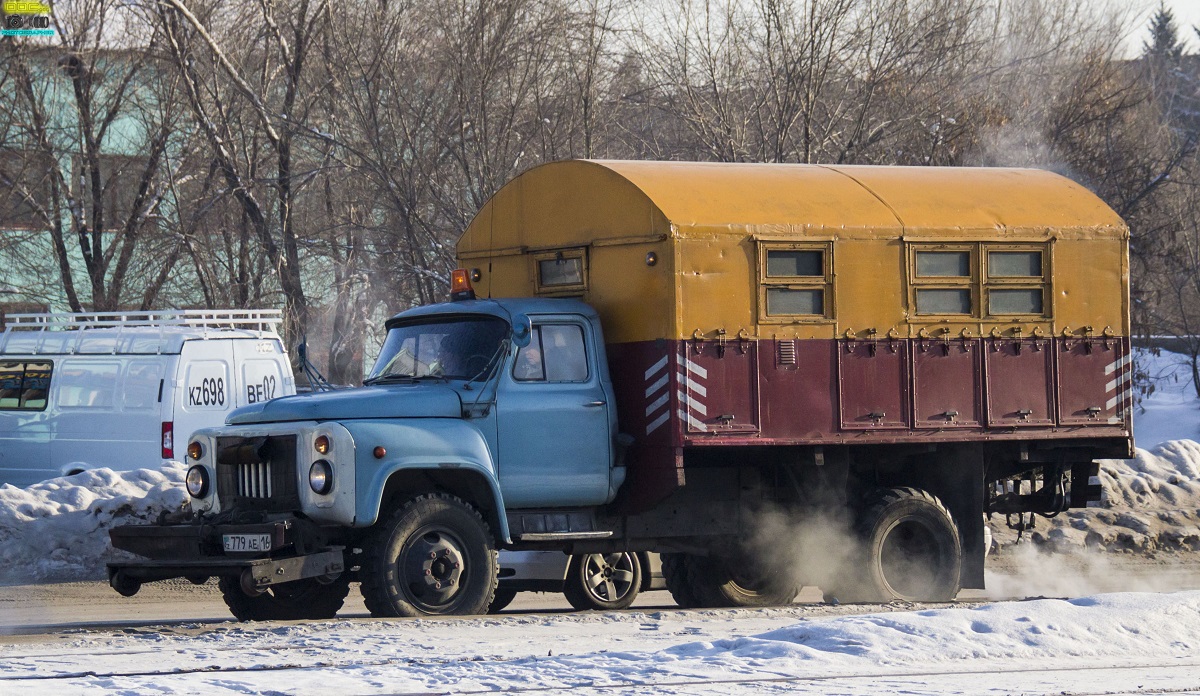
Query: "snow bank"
0 465 189 585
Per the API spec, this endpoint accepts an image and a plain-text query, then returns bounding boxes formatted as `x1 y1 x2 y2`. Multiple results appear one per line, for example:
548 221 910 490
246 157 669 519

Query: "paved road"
1 552 1197 637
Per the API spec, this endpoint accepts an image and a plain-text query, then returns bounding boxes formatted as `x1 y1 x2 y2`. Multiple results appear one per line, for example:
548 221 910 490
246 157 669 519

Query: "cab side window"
512 324 588 382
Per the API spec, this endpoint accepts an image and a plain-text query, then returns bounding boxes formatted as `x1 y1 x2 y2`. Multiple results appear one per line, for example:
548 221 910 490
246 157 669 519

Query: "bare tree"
0 0 192 311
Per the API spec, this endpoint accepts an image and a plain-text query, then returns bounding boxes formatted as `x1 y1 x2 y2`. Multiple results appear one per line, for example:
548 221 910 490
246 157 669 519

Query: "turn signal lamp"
315 435 330 454
450 268 476 302
187 441 203 460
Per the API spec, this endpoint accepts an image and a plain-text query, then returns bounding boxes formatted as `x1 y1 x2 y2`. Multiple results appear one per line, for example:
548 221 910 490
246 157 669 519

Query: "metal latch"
1016 409 1033 421
867 411 886 422
942 410 959 422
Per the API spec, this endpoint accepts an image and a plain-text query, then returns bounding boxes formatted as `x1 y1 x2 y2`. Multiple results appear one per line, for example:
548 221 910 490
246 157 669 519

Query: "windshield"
367 315 509 382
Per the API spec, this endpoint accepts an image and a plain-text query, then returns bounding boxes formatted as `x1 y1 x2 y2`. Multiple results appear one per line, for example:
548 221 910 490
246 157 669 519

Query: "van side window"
123 361 163 411
58 361 119 409
512 324 588 382
0 361 53 411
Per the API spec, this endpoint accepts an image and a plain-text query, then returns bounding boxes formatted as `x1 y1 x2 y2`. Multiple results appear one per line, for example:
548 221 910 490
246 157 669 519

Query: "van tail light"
162 422 174 459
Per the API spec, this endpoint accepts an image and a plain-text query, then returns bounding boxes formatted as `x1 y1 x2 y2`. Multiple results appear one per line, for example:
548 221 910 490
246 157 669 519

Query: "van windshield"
366 315 508 383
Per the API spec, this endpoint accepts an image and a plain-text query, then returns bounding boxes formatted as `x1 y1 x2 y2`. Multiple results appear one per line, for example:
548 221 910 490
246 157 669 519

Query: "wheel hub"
402 529 465 607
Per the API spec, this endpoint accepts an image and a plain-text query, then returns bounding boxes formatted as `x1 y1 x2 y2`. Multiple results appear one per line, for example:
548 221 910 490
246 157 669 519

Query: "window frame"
909 244 977 318
757 241 835 323
0 360 54 412
907 242 1052 320
510 322 591 384
532 248 589 295
983 244 1050 318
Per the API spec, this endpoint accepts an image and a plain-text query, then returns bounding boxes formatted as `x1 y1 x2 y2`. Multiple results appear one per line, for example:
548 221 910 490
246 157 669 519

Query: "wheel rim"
879 518 944 599
582 553 636 603
398 523 468 612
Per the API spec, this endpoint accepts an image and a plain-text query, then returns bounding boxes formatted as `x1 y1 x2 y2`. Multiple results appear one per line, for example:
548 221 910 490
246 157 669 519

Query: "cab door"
496 318 612 508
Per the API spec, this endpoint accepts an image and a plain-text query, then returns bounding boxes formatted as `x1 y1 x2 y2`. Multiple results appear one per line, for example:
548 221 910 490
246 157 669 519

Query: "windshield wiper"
362 374 417 386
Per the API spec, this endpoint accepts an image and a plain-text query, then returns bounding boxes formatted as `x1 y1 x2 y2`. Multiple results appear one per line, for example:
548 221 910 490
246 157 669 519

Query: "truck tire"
359 493 498 617
684 554 798 608
660 553 702 608
218 574 350 621
563 552 642 611
488 588 518 614
825 487 962 603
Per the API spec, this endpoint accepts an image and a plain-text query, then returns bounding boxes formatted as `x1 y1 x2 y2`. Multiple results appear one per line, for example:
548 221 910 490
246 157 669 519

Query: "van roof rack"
0 309 284 356
0 309 282 332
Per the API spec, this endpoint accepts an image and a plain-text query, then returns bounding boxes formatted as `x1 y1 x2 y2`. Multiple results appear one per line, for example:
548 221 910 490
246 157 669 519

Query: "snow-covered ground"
1 592 1198 693
0 347 1199 694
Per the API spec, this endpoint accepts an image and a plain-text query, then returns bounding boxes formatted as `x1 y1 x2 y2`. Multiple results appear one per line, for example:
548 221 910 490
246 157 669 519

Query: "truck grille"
215 435 299 511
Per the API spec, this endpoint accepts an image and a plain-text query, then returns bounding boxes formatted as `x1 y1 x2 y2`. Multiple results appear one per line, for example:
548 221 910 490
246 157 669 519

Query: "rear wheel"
824 487 962 603
687 553 798 608
218 573 350 621
359 493 498 617
661 552 702 608
662 552 797 608
563 552 642 611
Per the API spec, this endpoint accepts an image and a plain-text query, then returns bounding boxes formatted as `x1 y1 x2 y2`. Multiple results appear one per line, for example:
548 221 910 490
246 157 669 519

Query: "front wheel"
218 573 351 621
563 552 642 611
359 493 498 617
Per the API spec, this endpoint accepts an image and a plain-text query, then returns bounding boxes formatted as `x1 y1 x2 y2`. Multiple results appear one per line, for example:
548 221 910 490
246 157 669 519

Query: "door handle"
583 401 606 408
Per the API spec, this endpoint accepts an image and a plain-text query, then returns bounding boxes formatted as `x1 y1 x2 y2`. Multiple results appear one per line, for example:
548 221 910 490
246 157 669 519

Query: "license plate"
223 534 272 553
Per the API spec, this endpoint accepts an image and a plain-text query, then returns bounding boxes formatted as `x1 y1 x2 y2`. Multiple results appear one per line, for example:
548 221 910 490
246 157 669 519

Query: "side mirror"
511 313 532 348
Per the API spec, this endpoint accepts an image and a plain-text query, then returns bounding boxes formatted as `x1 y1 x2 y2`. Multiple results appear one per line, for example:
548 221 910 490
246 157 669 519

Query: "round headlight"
185 465 210 498
309 460 333 495
314 435 330 455
187 441 203 461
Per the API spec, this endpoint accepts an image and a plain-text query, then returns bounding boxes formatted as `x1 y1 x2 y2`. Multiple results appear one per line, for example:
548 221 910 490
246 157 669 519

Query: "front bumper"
107 516 345 597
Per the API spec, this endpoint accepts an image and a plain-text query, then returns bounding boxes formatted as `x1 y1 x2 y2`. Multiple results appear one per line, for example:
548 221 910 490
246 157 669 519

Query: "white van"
0 310 295 487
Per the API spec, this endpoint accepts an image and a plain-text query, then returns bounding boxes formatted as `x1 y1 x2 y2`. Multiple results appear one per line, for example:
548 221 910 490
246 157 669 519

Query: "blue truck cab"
108 296 628 619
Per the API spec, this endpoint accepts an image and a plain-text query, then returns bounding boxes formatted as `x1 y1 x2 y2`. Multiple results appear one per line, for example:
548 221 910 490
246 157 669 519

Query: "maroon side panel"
679 341 760 433
1057 337 1130 426
912 339 982 428
837 339 910 429
984 339 1055 426
606 341 684 512
759 339 838 438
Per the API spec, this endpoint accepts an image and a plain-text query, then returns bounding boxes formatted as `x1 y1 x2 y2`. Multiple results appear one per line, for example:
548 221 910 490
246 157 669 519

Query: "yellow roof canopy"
457 160 1127 255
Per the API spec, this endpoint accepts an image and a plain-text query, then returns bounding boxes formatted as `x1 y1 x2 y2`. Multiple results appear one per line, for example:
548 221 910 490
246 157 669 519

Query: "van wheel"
488 588 517 614
218 574 350 621
359 494 498 617
824 487 962 603
564 553 642 611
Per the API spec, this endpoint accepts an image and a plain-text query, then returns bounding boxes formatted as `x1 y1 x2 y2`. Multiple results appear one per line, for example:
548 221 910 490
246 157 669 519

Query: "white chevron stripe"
645 355 668 380
1105 372 1132 394
679 390 706 416
646 411 670 434
683 375 707 397
1104 353 1132 376
676 354 708 378
680 409 707 431
645 392 669 416
645 374 668 398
